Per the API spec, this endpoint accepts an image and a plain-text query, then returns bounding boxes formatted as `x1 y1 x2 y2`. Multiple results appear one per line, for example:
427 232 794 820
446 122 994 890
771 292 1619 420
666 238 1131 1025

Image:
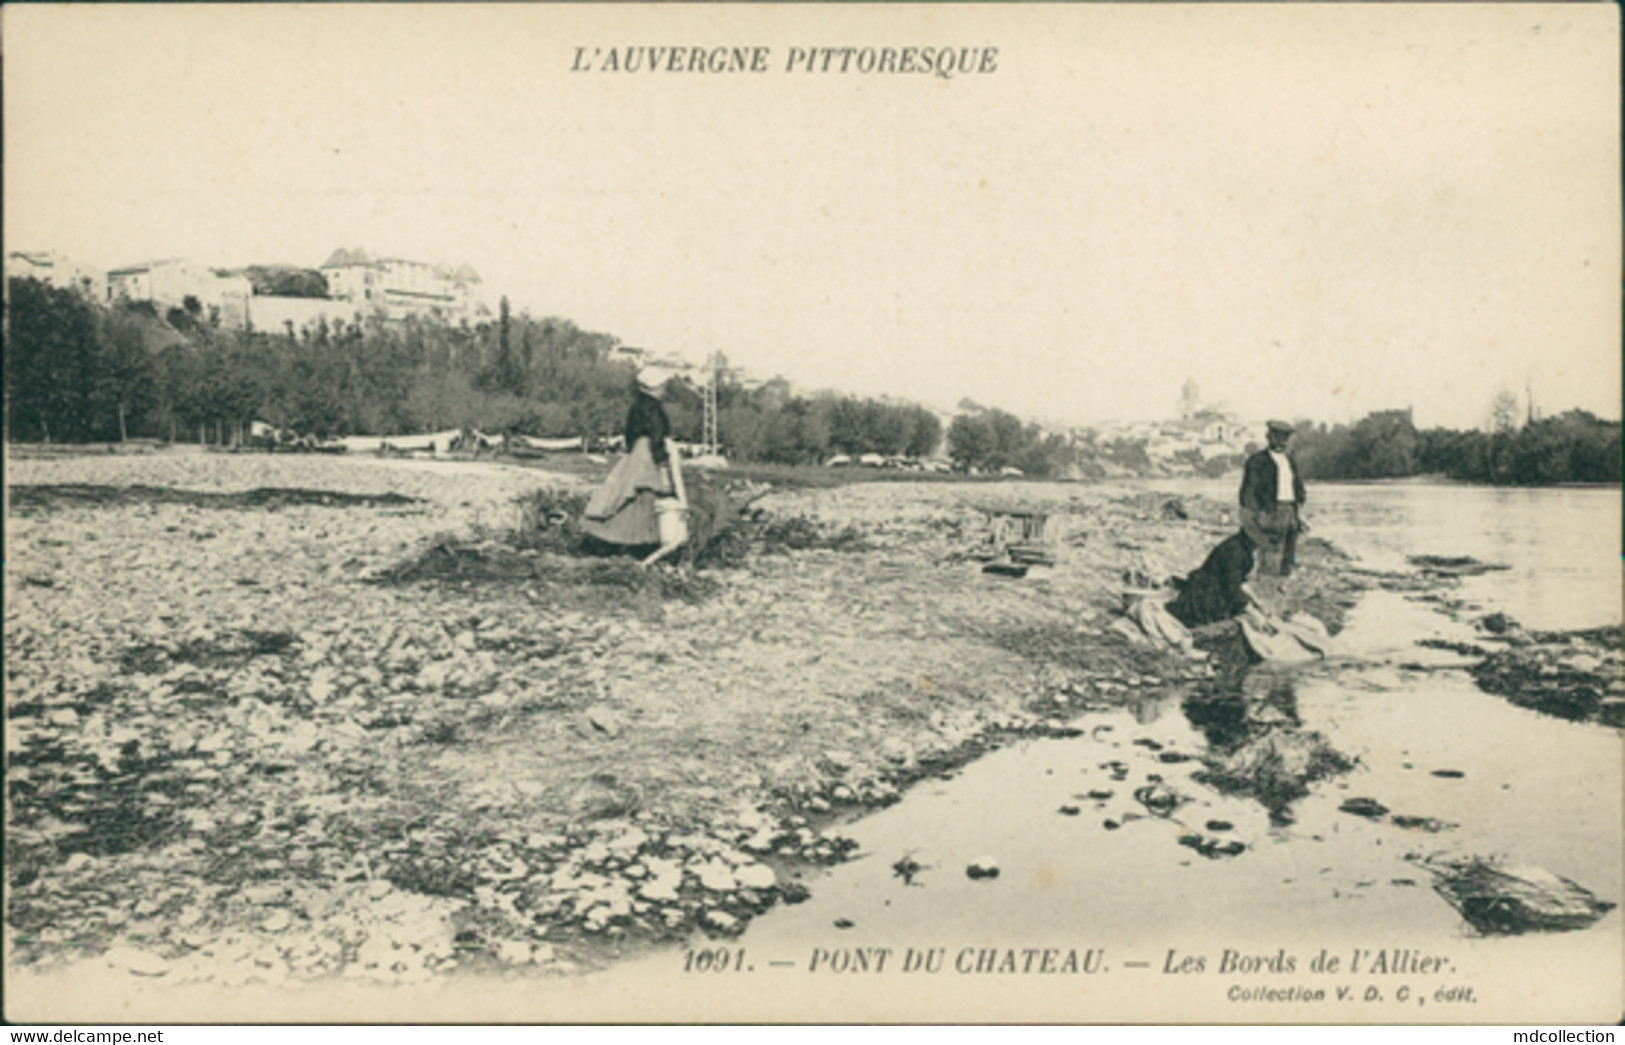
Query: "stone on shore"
966 857 1001 880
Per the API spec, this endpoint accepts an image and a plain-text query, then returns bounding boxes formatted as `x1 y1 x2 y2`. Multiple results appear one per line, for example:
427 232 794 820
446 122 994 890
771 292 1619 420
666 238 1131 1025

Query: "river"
1156 478 1622 631
525 481 1622 1022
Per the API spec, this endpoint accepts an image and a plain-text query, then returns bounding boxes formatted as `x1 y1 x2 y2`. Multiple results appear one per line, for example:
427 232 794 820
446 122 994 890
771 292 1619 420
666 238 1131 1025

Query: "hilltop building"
319 248 488 321
105 258 252 328
6 251 105 301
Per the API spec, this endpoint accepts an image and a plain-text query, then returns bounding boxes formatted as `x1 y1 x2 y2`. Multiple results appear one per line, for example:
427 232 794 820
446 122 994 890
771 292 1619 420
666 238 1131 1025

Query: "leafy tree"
718 404 771 460
947 414 994 469
243 266 329 298
5 278 91 440
1017 433 1068 478
96 307 159 440
904 406 943 458
528 401 576 438
755 377 792 412
824 397 868 455
760 398 830 464
404 368 482 433
479 296 526 396
1101 438 1151 472
278 332 346 436
1348 409 1419 478
987 410 1028 468
860 400 912 455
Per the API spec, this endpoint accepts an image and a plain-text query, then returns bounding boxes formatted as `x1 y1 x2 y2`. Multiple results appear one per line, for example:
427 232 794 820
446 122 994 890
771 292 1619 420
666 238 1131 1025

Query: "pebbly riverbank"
6 449 1372 991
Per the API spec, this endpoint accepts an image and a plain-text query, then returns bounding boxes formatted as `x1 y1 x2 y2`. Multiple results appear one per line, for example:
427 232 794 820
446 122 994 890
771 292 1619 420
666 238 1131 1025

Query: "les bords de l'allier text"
570 44 999 79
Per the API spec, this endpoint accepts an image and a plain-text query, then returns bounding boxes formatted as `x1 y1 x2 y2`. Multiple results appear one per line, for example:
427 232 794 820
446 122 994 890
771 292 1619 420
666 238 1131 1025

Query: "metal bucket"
655 497 689 547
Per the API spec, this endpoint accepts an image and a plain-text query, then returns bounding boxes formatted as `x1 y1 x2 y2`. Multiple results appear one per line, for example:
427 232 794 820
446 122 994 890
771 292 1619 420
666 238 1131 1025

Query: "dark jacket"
625 390 672 466
1167 531 1256 628
1239 449 1306 512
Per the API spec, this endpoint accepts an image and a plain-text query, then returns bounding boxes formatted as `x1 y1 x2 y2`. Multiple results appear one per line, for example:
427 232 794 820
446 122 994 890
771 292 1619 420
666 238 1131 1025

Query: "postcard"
4 2 1620 1026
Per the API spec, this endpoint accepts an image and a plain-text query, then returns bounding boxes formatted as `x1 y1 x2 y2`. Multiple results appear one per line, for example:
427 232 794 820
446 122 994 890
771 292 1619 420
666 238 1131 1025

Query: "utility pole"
702 351 719 456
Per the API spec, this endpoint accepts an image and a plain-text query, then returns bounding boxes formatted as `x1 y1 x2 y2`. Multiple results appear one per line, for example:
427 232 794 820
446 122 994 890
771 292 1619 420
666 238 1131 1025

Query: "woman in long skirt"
582 368 682 555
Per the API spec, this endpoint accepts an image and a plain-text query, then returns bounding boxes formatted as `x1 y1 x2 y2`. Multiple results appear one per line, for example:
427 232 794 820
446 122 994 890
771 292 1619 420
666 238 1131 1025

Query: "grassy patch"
8 484 421 514
371 538 718 609
988 620 1159 679
753 516 870 554
120 629 302 675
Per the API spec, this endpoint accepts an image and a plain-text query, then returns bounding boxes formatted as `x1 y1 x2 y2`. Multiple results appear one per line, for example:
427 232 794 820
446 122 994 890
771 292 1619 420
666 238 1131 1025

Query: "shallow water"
730 591 1620 932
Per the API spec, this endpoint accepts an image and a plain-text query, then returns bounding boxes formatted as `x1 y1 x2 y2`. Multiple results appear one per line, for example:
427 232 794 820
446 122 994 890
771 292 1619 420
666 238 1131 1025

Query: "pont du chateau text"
570 45 1000 78
677 945 1483 1010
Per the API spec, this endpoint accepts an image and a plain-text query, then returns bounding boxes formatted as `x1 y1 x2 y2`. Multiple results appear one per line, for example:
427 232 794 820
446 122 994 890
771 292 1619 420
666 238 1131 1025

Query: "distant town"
4 246 1275 479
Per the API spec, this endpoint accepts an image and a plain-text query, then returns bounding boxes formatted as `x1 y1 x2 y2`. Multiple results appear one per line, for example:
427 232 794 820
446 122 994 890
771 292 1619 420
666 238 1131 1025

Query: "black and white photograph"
4 3 1621 1026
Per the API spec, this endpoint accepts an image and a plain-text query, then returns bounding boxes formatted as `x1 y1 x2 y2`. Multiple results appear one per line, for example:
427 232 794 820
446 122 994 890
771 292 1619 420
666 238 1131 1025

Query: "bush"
513 488 590 554
756 516 869 554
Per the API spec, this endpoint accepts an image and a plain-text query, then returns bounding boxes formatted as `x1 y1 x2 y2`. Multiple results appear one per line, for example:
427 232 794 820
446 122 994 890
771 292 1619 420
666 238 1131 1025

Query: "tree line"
9 278 1614 484
1292 407 1621 486
2 277 947 465
944 403 1077 476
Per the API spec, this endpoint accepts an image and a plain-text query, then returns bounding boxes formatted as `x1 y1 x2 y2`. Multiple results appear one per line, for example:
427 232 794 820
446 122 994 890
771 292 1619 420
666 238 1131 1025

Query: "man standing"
1239 419 1307 577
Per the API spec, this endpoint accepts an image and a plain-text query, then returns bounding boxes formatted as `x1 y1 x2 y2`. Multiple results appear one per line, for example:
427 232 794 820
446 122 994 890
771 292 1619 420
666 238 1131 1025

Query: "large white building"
105 258 253 328
320 248 488 321
6 250 105 301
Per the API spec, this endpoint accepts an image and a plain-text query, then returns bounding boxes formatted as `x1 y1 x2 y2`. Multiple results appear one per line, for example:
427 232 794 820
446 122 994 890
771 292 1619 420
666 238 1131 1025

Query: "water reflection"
1183 670 1301 749
1182 667 1353 825
1112 661 1356 828
1123 689 1184 726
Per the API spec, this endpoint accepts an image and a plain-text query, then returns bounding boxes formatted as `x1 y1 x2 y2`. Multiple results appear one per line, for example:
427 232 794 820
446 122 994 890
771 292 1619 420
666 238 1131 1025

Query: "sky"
5 4 1619 430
